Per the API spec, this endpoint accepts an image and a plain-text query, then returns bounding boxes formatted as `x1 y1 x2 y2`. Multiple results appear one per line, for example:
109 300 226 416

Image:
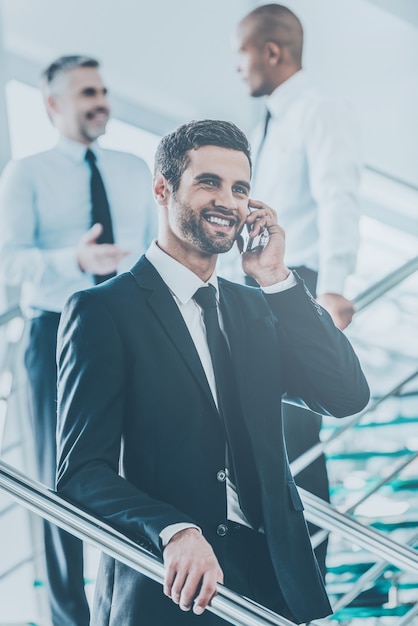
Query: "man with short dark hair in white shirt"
0 55 157 626
234 4 363 577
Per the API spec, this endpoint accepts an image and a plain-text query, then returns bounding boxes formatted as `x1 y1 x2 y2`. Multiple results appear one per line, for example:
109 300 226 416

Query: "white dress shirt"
0 136 157 313
243 70 362 296
146 241 296 545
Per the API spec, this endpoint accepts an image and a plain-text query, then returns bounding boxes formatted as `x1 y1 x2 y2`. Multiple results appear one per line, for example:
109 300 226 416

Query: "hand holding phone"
243 205 269 252
240 200 289 287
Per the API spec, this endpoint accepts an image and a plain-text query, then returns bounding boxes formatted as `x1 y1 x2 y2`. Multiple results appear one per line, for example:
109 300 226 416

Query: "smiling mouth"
205 215 235 227
86 110 109 122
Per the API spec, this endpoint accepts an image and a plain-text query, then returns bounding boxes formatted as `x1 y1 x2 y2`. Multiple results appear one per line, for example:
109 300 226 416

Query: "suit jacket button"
216 523 228 537
217 470 226 482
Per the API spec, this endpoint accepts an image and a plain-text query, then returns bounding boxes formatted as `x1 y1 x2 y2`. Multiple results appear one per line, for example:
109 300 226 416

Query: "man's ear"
44 94 59 121
45 96 59 115
265 41 281 66
153 173 171 207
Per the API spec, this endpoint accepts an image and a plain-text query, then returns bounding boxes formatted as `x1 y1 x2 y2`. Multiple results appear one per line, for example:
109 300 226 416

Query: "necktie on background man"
261 108 272 142
252 108 272 185
193 285 262 529
85 148 116 284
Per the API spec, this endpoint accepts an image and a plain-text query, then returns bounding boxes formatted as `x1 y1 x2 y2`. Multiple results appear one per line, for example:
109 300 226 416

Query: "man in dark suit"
56 119 369 625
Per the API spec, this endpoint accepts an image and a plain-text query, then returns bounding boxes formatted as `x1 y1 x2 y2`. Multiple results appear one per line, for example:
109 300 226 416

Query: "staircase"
0 214 418 625
324 391 418 624
320 224 418 625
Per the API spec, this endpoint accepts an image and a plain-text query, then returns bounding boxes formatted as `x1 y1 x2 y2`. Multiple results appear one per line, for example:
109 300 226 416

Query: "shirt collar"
267 69 309 118
56 135 101 163
146 240 219 304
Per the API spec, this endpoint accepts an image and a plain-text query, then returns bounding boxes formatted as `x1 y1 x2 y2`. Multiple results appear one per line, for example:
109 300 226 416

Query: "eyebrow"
195 173 251 193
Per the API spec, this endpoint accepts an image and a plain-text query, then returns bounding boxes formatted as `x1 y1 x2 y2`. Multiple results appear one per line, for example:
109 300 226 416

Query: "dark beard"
174 198 239 254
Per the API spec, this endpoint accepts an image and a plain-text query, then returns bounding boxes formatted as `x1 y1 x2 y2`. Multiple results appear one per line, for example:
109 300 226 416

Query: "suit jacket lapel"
130 257 216 410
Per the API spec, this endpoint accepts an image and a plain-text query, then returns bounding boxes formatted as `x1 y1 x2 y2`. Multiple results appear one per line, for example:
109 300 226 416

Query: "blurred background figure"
0 55 157 625
234 3 363 577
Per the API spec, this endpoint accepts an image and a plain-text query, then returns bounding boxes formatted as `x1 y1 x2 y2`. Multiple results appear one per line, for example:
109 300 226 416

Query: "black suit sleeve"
263 278 370 417
56 290 196 557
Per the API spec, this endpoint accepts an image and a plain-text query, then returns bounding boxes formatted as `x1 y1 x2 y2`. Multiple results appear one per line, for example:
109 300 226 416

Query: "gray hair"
40 55 100 95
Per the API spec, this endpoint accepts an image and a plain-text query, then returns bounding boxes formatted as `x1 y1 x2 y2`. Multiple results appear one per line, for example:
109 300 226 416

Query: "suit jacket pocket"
287 480 304 511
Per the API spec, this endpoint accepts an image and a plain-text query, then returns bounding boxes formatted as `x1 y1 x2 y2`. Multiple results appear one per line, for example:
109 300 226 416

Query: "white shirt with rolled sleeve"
251 70 362 296
0 136 157 313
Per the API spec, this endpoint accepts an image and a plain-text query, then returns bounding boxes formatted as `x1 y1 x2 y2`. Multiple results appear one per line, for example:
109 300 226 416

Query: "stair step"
330 477 418 495
326 449 415 460
332 603 415 619
371 519 418 530
323 414 418 431
334 584 389 606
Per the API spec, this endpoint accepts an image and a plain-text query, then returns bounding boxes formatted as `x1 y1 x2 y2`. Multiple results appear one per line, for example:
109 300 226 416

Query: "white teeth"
207 216 231 226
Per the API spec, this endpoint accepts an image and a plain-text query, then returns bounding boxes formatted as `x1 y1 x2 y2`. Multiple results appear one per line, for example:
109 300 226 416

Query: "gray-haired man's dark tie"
85 148 116 284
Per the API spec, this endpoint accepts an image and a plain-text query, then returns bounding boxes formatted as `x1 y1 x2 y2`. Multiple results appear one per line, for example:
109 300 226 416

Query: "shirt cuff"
43 246 85 280
261 271 298 294
316 263 351 296
159 523 202 548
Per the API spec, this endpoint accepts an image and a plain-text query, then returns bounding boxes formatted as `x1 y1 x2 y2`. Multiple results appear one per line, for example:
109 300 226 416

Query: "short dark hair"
41 55 100 95
243 4 303 66
154 120 252 192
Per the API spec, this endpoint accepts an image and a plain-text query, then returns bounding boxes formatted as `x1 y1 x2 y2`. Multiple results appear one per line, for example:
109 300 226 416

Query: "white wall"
0 0 417 185
0 0 255 132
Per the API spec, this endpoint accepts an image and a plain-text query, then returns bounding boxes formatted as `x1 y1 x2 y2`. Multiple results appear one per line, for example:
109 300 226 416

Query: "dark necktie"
261 108 272 142
85 148 116 284
193 285 262 529
252 108 271 183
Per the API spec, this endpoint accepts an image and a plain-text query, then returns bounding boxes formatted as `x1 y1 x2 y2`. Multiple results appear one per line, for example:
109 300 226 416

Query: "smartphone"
243 206 269 252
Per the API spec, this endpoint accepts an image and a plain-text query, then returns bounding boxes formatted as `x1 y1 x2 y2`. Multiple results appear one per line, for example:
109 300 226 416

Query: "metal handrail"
331 532 418 612
0 303 22 326
301 488 418 572
352 255 418 313
290 368 418 478
288 255 418 616
397 602 418 626
364 164 418 192
335 451 418 516
0 252 416 624
0 461 296 626
2 458 418 618
310 451 418 549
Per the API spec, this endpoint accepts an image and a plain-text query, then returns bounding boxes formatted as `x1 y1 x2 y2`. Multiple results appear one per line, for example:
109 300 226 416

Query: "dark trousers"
25 312 90 626
92 523 293 625
246 266 329 578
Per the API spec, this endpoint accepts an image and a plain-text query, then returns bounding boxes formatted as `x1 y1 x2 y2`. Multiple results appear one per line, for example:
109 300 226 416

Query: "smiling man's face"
165 145 251 259
48 66 110 145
